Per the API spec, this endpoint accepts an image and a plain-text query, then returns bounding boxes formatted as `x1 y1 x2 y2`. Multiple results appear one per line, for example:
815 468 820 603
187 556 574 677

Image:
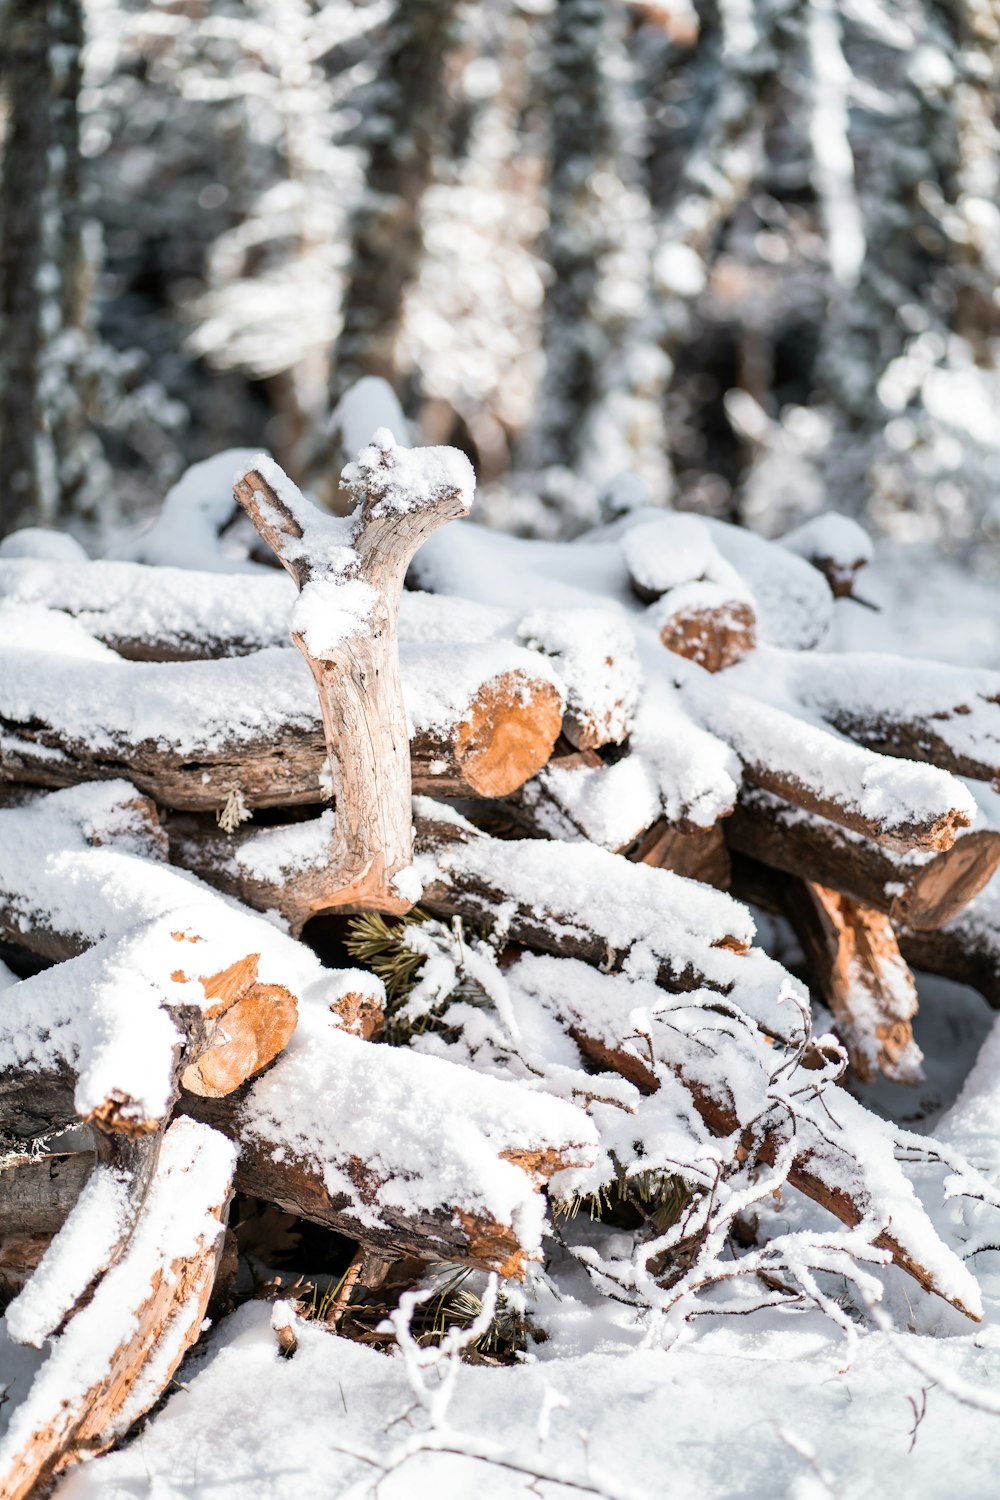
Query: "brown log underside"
1 674 561 814
726 791 1000 931
791 881 921 1085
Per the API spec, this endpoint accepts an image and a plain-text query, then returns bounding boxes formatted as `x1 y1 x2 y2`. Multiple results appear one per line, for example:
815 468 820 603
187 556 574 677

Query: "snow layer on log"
0 557 295 660
238 1004 597 1267
779 513 873 596
4 1166 132 1349
782 649 1000 783
414 801 805 1044
0 617 562 803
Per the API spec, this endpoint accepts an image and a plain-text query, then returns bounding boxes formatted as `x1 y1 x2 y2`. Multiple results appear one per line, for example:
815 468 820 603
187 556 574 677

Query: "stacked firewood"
2 391 1000 1494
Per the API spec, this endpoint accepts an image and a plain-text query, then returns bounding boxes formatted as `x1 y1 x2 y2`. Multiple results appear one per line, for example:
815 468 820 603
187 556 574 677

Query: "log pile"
2 397 1000 1488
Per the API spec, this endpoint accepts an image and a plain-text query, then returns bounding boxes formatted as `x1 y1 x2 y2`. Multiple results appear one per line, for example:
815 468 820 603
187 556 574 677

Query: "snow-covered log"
0 558 636 756
679 664 976 853
621 516 758 670
652 586 757 673
783 650 1000 786
727 788 1000 930
0 919 299 1137
778 514 873 599
0 620 563 810
189 1011 597 1276
0 784 376 1059
0 554 295 660
899 889 1000 1010
0 1119 235 1500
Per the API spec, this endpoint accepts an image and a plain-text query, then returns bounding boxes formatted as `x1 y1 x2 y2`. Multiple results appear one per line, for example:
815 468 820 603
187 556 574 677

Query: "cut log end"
892 830 1000 931
452 673 563 798
180 982 299 1098
659 600 756 673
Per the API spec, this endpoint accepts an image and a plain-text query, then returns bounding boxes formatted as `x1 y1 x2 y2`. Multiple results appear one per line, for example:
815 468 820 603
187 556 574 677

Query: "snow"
48 1285 1000 1500
0 528 88 563
0 554 296 657
331 376 410 456
340 430 476 520
4 1166 133 1349
112 450 266 573
518 754 661 850
780 512 873 573
618 512 721 595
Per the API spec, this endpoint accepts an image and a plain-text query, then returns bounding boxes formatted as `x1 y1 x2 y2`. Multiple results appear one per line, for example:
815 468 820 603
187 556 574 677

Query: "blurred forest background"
1 0 999 557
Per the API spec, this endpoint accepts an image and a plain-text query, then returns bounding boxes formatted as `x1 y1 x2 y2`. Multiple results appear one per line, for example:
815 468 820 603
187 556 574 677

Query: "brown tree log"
782 881 922 1085
730 853 925 1083
726 788 1000 930
899 918 1000 1009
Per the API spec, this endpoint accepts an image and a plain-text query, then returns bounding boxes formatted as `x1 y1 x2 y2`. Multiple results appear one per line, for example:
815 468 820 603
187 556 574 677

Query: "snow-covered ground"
5 540 1000 1499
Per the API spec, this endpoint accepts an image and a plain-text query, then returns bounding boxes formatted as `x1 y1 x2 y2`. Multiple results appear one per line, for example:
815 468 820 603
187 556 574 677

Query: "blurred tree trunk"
0 0 87 538
532 0 613 475
0 0 51 533
330 0 461 405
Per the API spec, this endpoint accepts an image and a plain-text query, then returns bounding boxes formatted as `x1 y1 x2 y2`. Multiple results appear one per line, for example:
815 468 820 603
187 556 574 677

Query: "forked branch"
234 434 474 913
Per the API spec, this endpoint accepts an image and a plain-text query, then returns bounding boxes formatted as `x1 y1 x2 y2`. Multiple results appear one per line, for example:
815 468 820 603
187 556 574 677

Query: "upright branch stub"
233 432 474 914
